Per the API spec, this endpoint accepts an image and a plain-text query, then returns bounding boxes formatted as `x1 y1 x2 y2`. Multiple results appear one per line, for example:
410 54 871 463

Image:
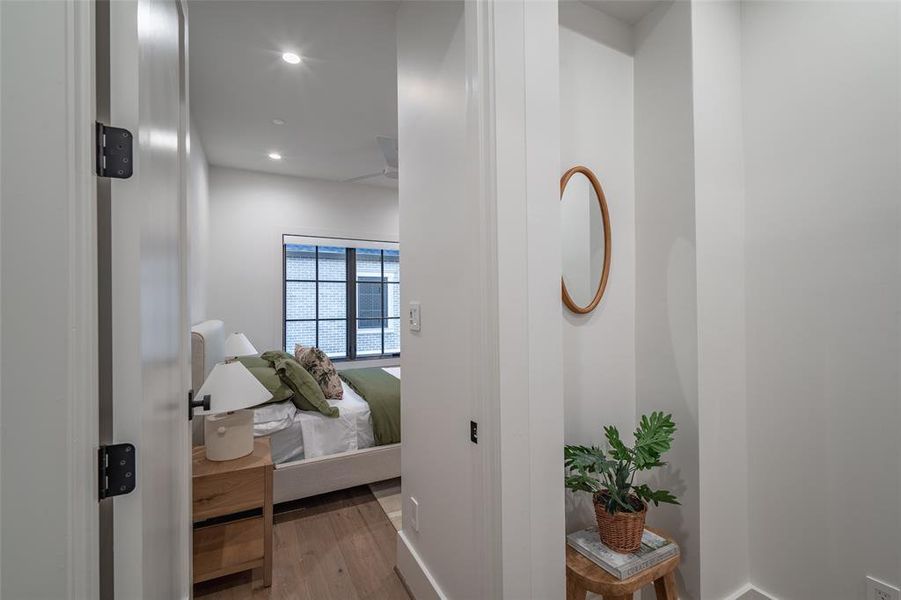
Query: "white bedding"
253 367 400 464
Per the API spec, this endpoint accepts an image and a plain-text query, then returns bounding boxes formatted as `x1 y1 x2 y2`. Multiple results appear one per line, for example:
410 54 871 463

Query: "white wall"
188 124 210 324
395 3 480 598
558 1 637 534
691 2 751 598
634 3 701 598
396 1 565 597
206 166 398 353
741 2 901 598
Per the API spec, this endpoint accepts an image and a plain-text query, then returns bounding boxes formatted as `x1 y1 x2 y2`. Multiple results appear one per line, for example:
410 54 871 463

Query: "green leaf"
564 445 611 474
604 426 631 461
565 474 600 494
633 484 680 507
632 412 677 469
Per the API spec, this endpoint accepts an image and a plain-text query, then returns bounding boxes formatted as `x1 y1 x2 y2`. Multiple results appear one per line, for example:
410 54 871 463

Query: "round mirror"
560 165 611 314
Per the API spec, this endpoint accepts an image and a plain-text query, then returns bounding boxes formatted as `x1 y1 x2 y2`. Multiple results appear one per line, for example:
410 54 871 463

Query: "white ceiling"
188 1 399 187
578 0 667 25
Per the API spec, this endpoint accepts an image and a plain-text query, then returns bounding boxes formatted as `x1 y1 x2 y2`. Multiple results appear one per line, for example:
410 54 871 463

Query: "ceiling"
578 0 667 25
188 1 399 187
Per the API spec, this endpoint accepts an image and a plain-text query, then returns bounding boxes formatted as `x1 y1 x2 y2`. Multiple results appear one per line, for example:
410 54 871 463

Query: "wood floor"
194 486 411 600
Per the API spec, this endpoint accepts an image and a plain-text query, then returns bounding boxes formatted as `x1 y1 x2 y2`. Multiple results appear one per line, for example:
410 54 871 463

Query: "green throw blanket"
339 368 401 445
238 352 338 418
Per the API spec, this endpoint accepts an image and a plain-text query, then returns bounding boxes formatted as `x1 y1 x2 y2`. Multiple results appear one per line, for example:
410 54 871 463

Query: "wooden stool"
565 528 680 600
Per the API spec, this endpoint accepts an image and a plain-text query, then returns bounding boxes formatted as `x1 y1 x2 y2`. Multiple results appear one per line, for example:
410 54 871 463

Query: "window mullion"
347 248 357 360
380 250 385 356
315 246 319 349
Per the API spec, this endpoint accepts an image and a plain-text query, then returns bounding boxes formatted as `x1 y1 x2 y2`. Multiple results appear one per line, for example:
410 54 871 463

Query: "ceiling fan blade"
376 136 398 170
344 171 383 183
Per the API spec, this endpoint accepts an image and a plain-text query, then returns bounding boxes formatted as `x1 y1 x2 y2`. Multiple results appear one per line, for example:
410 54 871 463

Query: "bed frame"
191 320 401 503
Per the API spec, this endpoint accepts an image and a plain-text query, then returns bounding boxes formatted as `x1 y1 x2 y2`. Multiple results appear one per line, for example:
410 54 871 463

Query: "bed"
191 320 401 503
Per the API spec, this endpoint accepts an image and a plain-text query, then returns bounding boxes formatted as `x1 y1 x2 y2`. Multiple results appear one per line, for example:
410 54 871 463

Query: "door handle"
188 389 210 421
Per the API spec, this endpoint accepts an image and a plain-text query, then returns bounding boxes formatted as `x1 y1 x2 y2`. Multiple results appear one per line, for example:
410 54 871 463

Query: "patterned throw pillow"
294 344 344 399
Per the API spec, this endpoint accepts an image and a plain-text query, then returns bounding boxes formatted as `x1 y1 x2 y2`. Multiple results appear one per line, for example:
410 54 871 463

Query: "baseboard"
395 530 447 600
723 583 754 600
750 585 779 600
723 583 779 600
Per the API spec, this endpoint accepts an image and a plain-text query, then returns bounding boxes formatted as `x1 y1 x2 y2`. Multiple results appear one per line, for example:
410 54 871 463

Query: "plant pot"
593 492 647 553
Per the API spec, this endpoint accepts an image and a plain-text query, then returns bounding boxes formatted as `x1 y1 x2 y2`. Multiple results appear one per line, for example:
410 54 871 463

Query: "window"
283 236 400 359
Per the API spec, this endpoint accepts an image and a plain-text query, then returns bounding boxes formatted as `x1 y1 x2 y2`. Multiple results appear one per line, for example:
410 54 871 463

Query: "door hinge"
95 122 133 179
98 443 136 500
470 420 478 444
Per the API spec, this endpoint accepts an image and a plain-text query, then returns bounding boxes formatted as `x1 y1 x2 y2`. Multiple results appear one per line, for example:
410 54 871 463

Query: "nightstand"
192 437 273 587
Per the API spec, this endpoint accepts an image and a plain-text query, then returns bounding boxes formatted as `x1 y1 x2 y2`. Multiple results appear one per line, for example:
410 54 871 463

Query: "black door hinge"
96 122 133 178
470 420 478 444
98 443 136 500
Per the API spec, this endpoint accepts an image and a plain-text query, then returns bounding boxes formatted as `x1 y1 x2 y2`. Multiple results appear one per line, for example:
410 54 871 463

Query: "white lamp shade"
195 361 271 414
224 332 258 357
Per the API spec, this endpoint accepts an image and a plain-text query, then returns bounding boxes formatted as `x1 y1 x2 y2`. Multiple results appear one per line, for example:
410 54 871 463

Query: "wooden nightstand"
192 437 273 587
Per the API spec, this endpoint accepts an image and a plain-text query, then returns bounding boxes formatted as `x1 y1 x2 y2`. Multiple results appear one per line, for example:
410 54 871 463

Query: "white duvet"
252 367 400 464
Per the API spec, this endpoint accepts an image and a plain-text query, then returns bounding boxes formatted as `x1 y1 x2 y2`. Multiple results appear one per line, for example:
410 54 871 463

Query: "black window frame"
282 235 400 361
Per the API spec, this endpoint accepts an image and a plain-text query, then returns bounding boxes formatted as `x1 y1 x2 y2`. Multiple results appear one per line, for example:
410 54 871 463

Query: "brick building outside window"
284 235 400 360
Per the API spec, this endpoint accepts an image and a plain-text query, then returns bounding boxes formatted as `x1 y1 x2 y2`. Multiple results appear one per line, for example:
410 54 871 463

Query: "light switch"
409 301 421 332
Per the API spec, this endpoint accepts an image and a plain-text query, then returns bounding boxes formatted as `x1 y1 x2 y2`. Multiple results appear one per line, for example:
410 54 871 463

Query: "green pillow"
259 351 338 418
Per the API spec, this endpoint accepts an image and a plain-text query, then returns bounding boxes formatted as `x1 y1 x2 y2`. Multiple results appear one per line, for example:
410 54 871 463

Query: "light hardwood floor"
194 486 411 600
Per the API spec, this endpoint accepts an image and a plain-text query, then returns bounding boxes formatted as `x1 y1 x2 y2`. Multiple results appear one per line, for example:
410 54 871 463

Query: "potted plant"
564 411 680 553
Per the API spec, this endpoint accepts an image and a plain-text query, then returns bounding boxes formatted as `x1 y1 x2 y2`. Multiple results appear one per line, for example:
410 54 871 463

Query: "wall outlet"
868 576 900 600
409 496 420 532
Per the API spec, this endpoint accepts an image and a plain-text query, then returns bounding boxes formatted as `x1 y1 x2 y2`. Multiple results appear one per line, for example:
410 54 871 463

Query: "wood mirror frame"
560 165 612 314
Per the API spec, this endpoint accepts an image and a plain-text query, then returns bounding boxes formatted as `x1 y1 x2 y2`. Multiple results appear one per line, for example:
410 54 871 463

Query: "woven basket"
593 492 647 553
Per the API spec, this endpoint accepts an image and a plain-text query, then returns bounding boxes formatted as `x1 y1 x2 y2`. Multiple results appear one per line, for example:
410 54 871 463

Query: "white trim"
333 357 400 371
284 234 399 251
1 0 4 589
396 530 448 600
748 584 780 600
465 1 502 599
489 1 565 597
177 0 194 590
722 583 779 600
67 0 100 597
723 583 755 600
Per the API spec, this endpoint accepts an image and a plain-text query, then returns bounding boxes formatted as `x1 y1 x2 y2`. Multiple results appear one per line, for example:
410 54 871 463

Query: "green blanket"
339 368 401 445
238 352 338 418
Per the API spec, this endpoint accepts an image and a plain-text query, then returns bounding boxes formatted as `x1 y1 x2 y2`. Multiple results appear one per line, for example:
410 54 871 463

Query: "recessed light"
272 118 285 126
268 152 282 160
281 52 302 65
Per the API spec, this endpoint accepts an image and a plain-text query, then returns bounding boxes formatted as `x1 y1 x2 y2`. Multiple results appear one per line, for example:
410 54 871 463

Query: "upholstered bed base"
190 320 401 502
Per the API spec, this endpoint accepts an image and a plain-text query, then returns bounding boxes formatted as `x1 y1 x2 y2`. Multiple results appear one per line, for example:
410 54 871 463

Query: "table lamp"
194 360 271 461
224 332 258 358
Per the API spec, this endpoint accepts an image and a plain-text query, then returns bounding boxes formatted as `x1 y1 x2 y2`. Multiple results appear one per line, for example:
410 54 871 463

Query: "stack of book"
566 528 679 580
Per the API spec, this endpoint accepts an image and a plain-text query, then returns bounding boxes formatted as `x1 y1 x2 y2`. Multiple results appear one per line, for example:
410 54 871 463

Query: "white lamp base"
204 410 254 461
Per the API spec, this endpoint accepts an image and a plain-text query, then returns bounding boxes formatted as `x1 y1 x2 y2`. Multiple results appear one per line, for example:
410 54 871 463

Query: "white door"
100 0 192 597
